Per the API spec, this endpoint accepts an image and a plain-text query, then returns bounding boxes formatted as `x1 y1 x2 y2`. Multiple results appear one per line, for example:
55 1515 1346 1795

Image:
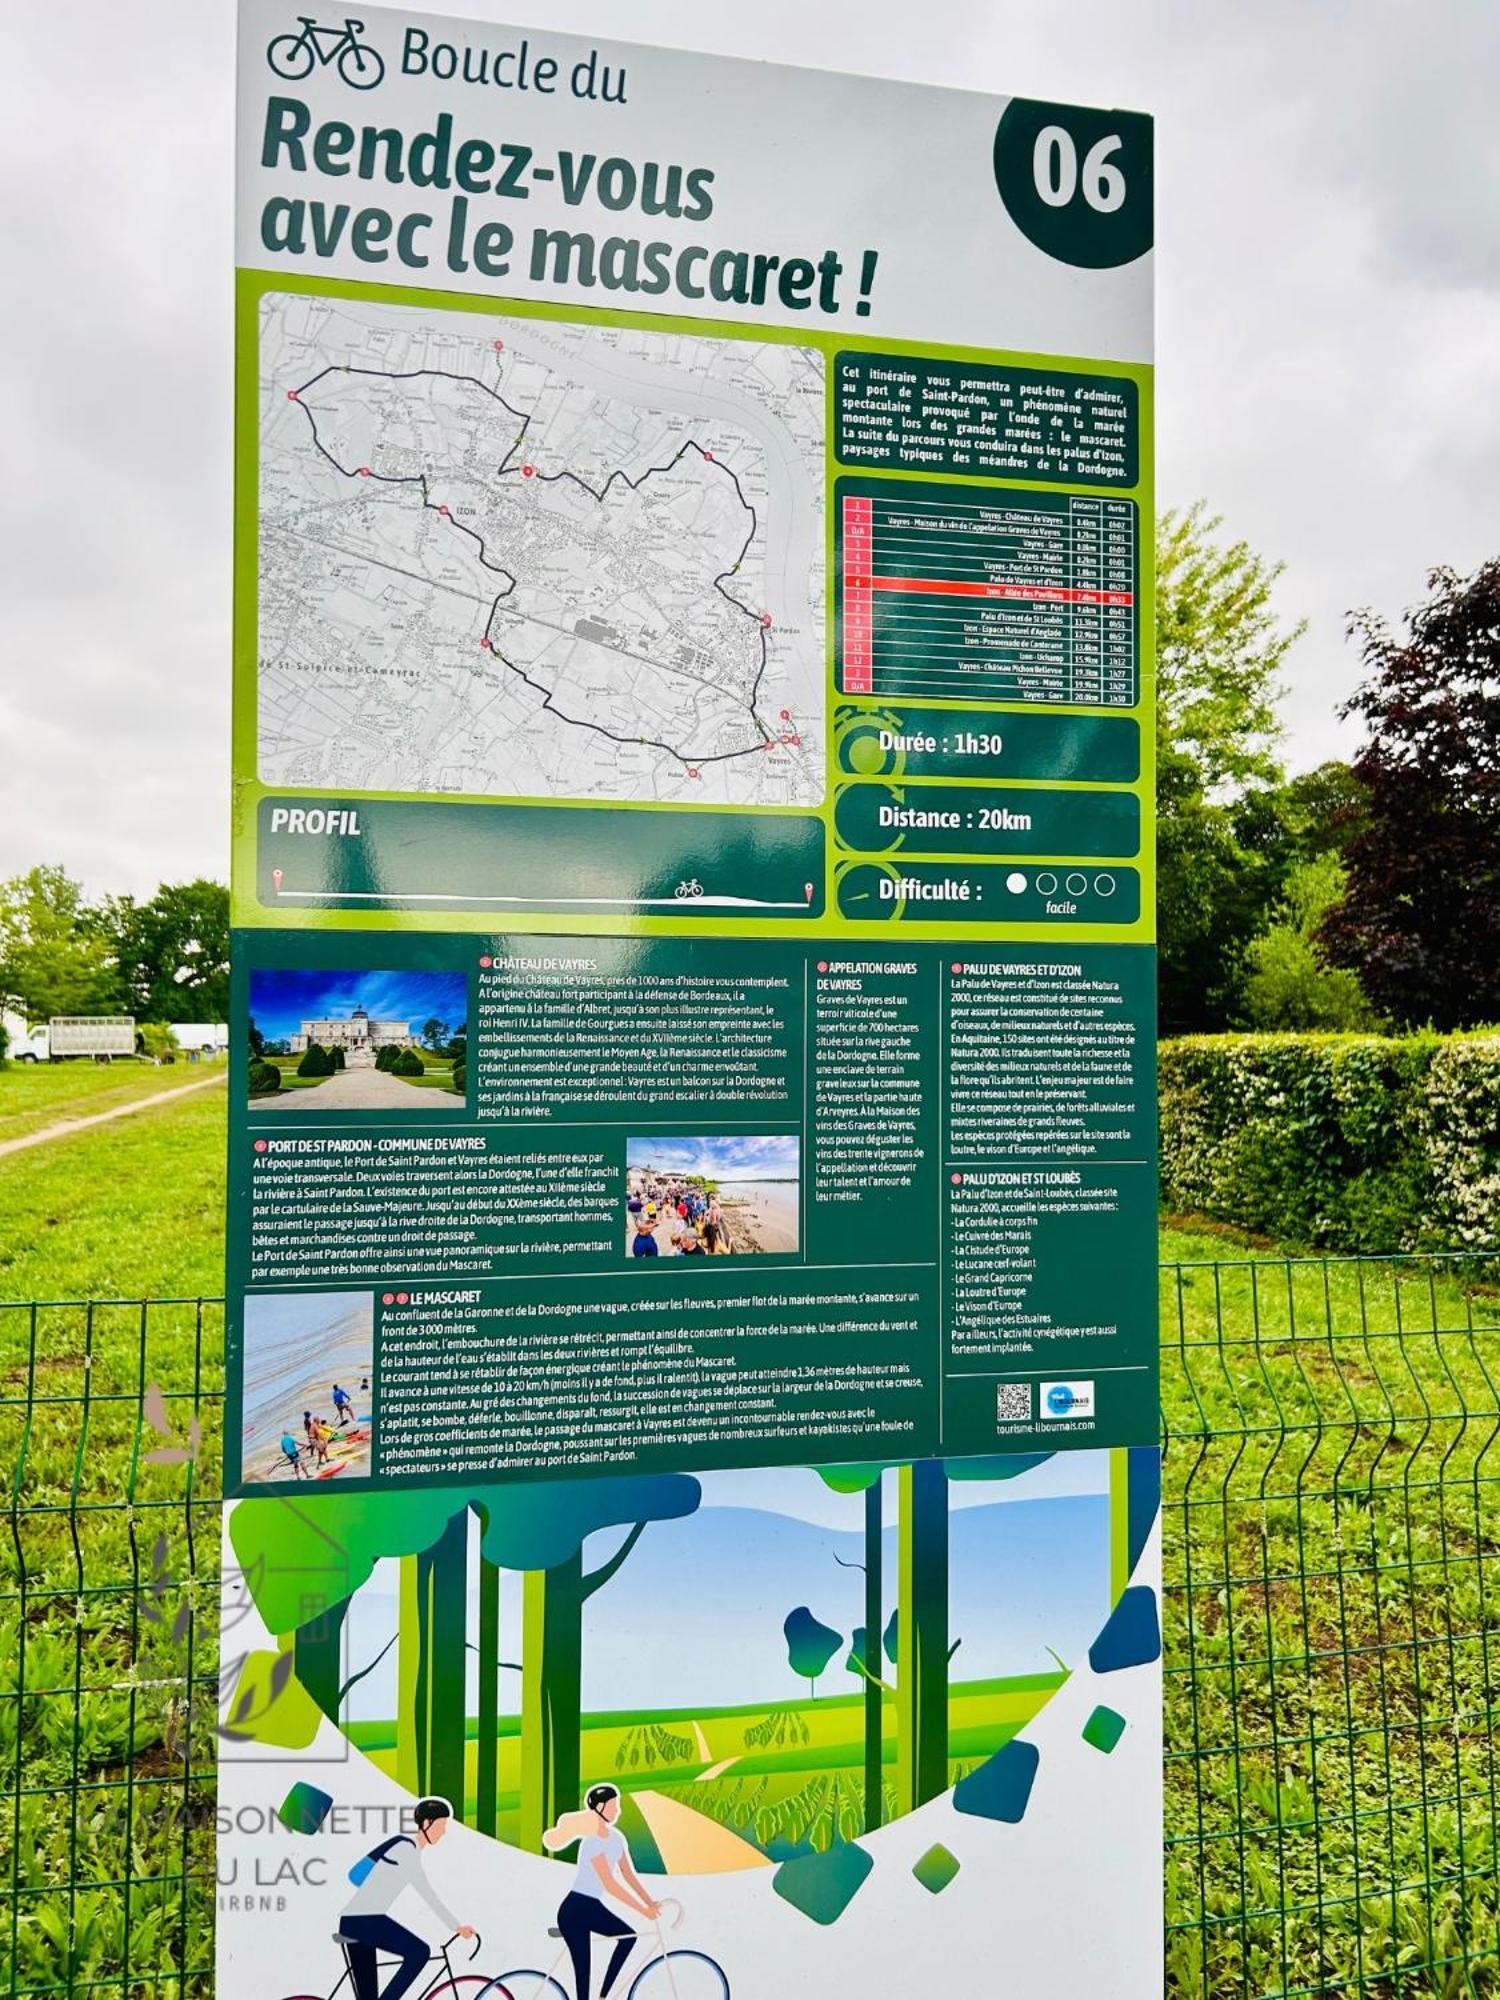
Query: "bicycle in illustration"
281 1927 492 2000
490 1897 729 2000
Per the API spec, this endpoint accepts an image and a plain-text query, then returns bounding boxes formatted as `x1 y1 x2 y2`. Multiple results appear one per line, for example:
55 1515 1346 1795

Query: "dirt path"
0 1071 226 1160
631 1790 770 1874
261 1065 463 1113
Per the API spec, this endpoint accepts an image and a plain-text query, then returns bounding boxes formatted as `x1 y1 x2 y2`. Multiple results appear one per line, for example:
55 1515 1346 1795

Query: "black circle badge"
994 97 1153 270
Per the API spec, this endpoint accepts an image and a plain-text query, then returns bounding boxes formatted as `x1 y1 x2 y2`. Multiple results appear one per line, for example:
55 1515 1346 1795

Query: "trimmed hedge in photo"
1159 1032 1500 1253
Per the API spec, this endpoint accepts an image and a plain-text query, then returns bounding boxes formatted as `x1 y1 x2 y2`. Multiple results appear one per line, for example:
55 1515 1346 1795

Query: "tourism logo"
267 15 385 89
1041 1379 1097 1421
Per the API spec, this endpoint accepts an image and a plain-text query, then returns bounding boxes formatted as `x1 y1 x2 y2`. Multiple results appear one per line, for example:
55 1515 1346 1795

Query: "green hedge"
1159 1032 1500 1253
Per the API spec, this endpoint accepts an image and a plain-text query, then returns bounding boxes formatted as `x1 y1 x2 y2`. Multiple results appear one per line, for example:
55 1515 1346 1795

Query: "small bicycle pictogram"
267 15 385 88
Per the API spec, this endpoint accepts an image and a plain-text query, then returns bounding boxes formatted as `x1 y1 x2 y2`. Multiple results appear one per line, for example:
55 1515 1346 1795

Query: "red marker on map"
761 612 773 628
522 464 535 478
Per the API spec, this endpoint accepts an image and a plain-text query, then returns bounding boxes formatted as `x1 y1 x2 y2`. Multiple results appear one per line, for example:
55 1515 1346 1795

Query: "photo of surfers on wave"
240 1290 375 1483
625 1135 800 1258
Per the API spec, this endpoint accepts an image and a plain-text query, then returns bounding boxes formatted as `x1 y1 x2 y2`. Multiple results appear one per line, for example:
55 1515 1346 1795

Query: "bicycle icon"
674 879 704 900
267 15 385 88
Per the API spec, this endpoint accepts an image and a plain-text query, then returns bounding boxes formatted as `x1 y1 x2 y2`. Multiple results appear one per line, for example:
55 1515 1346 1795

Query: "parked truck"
23 1016 139 1063
169 1022 230 1056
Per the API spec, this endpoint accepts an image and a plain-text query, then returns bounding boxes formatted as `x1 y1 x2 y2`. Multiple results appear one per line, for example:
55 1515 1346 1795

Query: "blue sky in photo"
247 968 468 1042
626 1134 800 1181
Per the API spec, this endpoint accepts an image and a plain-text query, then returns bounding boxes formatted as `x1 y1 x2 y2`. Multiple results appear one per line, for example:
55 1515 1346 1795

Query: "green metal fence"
5 1254 1500 1997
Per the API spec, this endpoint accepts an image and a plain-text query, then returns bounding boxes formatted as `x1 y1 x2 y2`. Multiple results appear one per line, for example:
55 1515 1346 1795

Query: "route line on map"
287 361 786 771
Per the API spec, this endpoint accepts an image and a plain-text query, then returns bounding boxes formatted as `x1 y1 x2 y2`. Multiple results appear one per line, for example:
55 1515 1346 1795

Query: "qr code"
996 1382 1032 1424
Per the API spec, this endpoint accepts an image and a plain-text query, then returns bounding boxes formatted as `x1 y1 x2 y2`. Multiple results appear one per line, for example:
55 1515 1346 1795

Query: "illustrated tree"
783 1606 842 1697
228 1485 476 1813
472 1473 701 1851
815 1460 1039 1823
896 1457 1054 1817
231 1473 700 1847
1321 562 1500 1028
817 1463 889 1829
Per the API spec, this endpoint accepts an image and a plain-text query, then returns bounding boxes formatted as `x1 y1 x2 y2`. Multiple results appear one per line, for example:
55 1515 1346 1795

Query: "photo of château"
246 968 469 1113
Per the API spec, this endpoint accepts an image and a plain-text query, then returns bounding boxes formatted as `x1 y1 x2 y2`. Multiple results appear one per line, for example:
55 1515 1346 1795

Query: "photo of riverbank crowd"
625 1135 800 1258
240 1290 375 1483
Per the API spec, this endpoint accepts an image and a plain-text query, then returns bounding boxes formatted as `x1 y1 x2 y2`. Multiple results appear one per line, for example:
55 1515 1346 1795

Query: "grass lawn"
397 1066 459 1090
0 1055 225 1146
0 1082 227 1303
1155 1223 1500 1995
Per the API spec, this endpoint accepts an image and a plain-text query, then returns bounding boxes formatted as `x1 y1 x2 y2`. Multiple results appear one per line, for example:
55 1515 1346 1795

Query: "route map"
256 293 826 807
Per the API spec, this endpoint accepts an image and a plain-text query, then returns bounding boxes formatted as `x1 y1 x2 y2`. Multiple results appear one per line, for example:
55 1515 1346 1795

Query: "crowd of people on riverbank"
627 1176 734 1258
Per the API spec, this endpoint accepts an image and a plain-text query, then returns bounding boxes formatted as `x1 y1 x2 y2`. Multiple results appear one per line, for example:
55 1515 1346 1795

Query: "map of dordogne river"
256 293 826 808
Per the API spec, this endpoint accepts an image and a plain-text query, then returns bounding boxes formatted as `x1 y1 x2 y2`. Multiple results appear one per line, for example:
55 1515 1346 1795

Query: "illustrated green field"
346 1673 1064 1862
6 1074 1500 1993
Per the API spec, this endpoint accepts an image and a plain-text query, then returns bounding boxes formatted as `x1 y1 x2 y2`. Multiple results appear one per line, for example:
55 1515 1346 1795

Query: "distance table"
839 482 1138 709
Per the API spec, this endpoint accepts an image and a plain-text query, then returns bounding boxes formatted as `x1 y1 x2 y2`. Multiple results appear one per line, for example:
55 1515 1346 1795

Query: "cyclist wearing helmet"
338 1796 474 2000
543 1784 660 2000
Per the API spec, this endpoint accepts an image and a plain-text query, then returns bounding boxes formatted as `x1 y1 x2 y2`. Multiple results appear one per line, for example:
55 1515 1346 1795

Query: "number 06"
1032 127 1127 213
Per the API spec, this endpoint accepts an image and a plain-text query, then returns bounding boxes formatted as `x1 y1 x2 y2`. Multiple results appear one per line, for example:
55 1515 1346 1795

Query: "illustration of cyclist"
337 1797 474 2000
543 1784 660 2000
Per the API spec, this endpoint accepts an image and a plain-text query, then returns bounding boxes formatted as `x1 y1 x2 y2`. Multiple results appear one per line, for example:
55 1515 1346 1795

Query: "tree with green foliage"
1321 563 1500 1028
451 1059 466 1096
420 1016 449 1050
0 865 117 1019
297 1043 332 1077
330 1045 345 1071
1154 506 1307 1030
107 879 228 1023
393 1048 424 1077
248 1059 281 1096
1241 855 1379 1030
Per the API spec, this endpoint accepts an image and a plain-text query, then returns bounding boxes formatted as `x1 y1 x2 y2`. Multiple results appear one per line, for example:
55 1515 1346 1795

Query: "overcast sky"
5 0 1499 898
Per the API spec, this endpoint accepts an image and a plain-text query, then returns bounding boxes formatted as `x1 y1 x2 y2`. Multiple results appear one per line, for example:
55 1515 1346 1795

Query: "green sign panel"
226 931 1156 1492
222 12 1160 1992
